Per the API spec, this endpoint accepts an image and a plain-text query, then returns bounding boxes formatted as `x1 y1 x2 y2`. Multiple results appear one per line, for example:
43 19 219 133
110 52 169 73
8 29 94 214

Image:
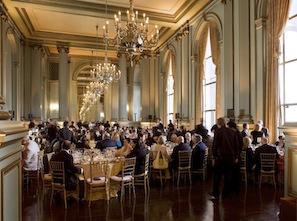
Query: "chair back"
49 161 65 185
202 148 208 169
121 157 136 177
260 153 276 171
240 151 247 168
178 150 192 168
88 161 108 183
144 154 150 174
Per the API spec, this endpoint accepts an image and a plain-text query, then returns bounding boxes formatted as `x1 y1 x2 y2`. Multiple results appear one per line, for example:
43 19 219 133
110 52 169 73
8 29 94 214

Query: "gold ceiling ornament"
175 20 190 41
103 0 159 66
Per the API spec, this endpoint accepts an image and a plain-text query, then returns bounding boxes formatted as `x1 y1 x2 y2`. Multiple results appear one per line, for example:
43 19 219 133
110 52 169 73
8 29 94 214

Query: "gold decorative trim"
0 140 22 159
1 159 22 221
288 148 297 197
0 128 28 136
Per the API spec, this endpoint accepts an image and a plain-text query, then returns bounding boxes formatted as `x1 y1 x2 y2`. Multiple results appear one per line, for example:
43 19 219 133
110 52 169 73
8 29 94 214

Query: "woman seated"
250 123 264 145
115 138 132 157
151 136 171 179
242 137 254 181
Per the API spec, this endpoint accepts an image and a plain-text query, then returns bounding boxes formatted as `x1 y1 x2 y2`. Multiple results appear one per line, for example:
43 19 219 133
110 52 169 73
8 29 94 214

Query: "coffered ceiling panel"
3 0 212 58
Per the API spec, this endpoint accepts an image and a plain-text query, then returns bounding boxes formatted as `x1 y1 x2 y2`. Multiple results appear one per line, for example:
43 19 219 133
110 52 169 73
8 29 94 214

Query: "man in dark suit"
95 132 117 150
51 140 83 190
127 139 149 175
210 118 239 199
58 121 77 144
253 137 279 183
191 134 207 170
241 123 250 138
170 136 191 170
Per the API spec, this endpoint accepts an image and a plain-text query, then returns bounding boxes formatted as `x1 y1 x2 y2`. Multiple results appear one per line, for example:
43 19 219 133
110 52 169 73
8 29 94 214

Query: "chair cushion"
86 177 106 184
110 175 132 182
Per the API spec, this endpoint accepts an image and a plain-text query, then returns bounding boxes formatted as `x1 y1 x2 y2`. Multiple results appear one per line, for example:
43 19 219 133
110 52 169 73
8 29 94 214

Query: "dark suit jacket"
127 148 149 175
95 139 118 150
254 144 279 172
213 126 239 161
58 127 76 144
191 141 207 170
51 150 82 190
171 143 191 170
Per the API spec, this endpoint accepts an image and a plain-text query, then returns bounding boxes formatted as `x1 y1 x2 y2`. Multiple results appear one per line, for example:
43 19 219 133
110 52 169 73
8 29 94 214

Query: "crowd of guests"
22 117 284 196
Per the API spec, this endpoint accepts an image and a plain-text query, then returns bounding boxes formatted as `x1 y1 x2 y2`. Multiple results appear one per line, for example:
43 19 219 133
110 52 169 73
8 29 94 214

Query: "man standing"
58 121 77 144
51 140 83 190
210 118 239 199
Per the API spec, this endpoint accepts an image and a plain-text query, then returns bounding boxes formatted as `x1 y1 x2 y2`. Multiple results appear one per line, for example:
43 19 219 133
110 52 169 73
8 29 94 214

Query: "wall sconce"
50 103 59 112
176 20 189 41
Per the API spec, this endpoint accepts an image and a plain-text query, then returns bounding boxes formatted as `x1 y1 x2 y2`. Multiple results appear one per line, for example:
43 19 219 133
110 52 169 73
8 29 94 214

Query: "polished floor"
22 175 283 221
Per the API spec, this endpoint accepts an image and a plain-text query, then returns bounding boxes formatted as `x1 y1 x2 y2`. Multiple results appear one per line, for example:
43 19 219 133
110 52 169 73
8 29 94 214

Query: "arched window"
203 29 216 133
279 1 297 124
167 53 174 124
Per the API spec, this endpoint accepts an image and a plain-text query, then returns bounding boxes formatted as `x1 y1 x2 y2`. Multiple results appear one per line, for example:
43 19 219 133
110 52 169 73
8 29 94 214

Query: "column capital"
29 44 43 50
57 46 69 54
221 0 231 4
0 10 8 22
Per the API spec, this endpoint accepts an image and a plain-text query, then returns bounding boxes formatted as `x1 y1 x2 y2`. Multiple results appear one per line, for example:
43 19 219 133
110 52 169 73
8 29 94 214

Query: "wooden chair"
49 161 79 209
259 153 277 189
177 150 192 186
240 151 247 186
40 153 52 198
150 151 167 186
191 148 208 181
23 150 43 189
84 161 110 207
110 157 136 202
134 154 150 195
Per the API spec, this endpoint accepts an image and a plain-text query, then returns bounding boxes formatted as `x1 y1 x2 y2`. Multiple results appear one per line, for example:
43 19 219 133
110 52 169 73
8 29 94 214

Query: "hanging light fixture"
103 0 159 66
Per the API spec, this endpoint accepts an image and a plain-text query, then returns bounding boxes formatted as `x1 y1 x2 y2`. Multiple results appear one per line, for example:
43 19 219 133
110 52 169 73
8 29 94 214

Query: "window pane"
205 111 216 136
279 64 284 105
205 30 211 58
285 105 297 122
289 0 297 17
205 83 216 110
167 94 173 114
284 30 297 62
205 58 216 84
284 61 297 104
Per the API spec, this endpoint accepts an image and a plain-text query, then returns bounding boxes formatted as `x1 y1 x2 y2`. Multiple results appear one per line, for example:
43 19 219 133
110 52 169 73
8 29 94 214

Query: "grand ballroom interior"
0 0 297 220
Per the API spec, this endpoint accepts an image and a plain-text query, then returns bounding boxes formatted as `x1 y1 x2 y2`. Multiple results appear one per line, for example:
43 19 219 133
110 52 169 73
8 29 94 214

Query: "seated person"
191 134 207 170
242 137 254 179
253 137 279 183
95 132 118 151
51 140 83 190
126 139 149 175
76 135 90 149
111 132 122 148
250 123 264 145
170 136 191 171
115 138 132 157
22 136 40 171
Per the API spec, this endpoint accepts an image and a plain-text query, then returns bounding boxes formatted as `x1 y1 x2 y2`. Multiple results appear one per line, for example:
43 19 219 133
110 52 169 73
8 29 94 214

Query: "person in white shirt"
22 136 40 171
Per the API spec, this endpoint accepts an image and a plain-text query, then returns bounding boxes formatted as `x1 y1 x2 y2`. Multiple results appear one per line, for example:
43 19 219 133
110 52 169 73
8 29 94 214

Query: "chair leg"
89 186 92 207
120 183 124 203
50 187 54 206
160 170 163 186
177 170 180 186
64 189 67 209
147 176 150 193
244 172 247 186
273 175 277 189
259 174 262 189
189 169 192 185
144 177 147 195
132 180 136 199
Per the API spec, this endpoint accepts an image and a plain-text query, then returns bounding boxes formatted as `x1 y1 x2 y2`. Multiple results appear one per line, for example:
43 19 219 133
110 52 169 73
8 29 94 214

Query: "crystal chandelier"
103 0 159 65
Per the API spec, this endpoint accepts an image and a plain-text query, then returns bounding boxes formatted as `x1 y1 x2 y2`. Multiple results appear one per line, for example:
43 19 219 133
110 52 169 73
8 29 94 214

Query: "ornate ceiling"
2 0 212 59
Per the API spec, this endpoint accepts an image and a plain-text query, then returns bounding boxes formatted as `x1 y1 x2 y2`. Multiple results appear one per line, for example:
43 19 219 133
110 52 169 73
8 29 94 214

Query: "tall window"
167 54 174 124
203 29 216 133
279 1 297 124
